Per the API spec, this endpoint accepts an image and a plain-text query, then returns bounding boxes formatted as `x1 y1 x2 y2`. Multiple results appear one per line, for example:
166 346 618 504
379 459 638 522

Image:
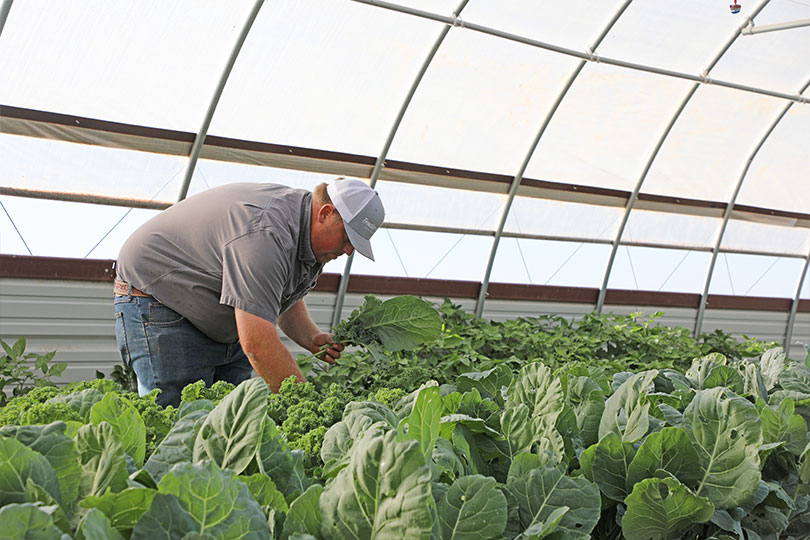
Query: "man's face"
311 205 354 263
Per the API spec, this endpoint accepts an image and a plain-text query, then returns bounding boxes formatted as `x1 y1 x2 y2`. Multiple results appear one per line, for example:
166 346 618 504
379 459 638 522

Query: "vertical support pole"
784 253 810 352
176 0 265 202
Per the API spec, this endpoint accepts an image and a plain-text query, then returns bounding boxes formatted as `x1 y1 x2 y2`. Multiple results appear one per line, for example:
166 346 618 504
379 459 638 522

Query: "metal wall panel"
1 278 804 388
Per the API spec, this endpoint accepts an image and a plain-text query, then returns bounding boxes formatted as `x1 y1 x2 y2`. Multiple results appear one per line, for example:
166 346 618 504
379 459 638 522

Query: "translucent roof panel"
0 196 159 259
210 0 450 157
709 253 804 298
623 211 721 250
525 63 693 191
596 0 746 74
187 160 337 199
506 197 623 242
607 246 712 294
491 239 611 288
642 86 785 201
345 229 493 282
735 102 810 214
461 0 622 53
0 133 186 201
711 2 810 92
375 181 506 232
0 0 256 130
385 29 581 175
721 220 810 257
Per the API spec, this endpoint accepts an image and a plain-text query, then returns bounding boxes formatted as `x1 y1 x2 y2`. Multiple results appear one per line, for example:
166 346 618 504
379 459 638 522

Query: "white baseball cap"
326 178 385 261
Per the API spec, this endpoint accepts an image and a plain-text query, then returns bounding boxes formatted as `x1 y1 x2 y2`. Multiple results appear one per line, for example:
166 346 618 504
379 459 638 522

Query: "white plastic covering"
1 0 809 307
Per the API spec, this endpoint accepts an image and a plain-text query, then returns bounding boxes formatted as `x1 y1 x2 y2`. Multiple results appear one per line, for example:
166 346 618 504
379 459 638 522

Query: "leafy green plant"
0 337 66 405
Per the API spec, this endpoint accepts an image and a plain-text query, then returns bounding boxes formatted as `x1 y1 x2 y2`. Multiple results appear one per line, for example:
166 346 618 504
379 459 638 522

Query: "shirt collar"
298 192 319 266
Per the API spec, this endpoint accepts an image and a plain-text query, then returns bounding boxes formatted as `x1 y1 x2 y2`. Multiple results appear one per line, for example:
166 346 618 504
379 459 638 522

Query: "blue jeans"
113 292 253 408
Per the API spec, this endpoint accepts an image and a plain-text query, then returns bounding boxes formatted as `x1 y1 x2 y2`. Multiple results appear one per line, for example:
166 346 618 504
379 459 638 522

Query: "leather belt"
114 279 152 298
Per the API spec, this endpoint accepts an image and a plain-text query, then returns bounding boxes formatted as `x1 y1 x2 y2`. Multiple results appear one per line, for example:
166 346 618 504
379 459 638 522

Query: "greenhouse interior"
1 1 809 539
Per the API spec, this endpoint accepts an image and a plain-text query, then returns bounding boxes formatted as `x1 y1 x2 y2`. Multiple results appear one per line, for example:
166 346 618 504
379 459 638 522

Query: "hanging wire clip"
450 14 465 28
585 48 600 63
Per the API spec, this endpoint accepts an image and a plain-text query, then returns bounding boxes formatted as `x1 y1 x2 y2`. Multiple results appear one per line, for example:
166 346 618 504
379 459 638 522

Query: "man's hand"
310 332 344 364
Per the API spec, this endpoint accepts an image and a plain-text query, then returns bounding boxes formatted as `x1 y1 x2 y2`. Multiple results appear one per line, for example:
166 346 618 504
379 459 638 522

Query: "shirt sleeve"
219 230 291 325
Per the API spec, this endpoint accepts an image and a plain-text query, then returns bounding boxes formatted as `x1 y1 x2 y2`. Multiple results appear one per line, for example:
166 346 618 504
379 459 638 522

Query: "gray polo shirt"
116 183 323 343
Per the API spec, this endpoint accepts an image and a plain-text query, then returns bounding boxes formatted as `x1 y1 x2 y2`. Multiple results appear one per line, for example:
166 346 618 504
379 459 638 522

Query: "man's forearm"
235 308 305 392
277 300 321 352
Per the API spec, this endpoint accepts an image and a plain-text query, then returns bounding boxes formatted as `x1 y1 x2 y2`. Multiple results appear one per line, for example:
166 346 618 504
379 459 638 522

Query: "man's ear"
317 203 335 223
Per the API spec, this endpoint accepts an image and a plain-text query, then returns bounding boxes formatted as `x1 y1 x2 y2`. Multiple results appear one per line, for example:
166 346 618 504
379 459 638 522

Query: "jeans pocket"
147 302 186 326
114 311 132 367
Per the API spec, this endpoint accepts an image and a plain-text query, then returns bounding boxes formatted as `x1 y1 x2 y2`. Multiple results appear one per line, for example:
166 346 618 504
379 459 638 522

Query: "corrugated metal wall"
0 277 806 387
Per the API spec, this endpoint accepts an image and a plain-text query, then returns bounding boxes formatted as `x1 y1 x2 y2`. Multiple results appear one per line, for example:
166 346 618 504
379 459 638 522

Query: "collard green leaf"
626 427 702 488
79 487 157 533
50 388 104 421
592 432 636 502
282 484 323 540
238 474 287 511
0 422 81 507
192 377 268 475
741 362 769 403
703 365 745 395
506 462 600 540
144 410 208 483
75 421 129 499
75 508 125 540
320 429 433 540
457 366 512 405
255 417 295 496
506 363 564 424
565 376 605 447
452 425 487 476
440 414 501 440
760 348 787 391
0 503 64 540
501 403 539 459
682 387 763 509
759 398 808 456
399 386 442 461
90 393 146 467
622 477 714 540
354 295 442 351
437 475 507 540
0 436 61 506
599 370 658 443
686 353 727 389
131 461 270 540
522 506 568 540
22 478 70 532
432 437 465 481
130 493 196 538
741 483 792 540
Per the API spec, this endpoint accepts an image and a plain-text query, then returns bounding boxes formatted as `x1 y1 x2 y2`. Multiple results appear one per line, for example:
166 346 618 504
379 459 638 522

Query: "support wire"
0 199 32 255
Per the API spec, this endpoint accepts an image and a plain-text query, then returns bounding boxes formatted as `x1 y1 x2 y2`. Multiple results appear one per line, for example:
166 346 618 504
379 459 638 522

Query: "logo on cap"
361 217 378 235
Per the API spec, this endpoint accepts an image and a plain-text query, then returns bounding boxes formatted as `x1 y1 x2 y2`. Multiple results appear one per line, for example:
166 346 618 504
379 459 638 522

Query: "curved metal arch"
330 0 471 328
176 0 265 202
474 0 634 318
785 253 810 351
595 1 770 314
0 0 13 37
351 0 808 105
695 75 810 336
